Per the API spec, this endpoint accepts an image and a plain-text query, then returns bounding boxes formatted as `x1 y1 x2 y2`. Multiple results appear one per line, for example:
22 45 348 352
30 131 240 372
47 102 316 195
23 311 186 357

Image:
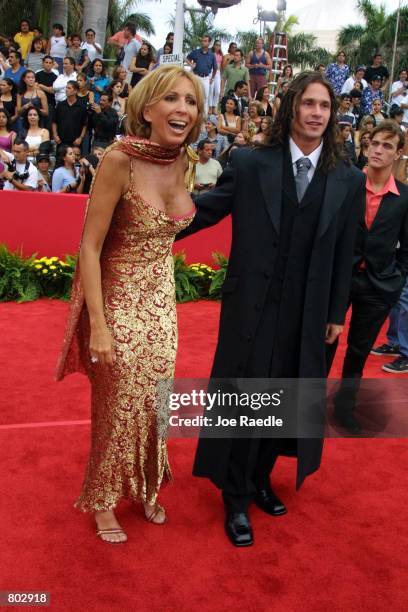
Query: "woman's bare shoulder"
101 147 130 169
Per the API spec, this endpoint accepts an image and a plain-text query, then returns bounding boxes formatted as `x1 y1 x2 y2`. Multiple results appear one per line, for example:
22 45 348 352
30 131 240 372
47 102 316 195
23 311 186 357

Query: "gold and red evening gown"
56 139 195 512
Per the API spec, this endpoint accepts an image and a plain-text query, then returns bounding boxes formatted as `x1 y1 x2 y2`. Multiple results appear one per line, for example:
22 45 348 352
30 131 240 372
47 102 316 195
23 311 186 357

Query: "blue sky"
144 0 404 49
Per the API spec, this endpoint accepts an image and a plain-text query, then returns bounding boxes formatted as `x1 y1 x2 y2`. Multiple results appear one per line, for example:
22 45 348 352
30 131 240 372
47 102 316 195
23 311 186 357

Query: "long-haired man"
178 71 365 547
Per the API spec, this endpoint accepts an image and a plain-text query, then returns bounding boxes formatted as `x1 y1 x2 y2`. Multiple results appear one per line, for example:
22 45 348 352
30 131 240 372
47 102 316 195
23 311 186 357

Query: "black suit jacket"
353 179 408 303
177 144 365 490
178 145 365 379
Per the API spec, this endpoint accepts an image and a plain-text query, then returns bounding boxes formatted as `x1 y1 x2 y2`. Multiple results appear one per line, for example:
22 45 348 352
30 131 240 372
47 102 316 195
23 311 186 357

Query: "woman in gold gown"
56 65 204 543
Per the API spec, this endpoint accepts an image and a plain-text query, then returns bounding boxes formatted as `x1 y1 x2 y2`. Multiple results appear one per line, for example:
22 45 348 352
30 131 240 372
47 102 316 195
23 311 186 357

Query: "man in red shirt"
327 120 408 434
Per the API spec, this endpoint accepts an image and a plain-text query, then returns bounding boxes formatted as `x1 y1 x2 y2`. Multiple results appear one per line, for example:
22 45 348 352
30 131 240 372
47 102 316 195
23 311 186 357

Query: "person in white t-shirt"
81 29 102 65
391 69 408 126
194 139 223 194
121 23 141 73
53 57 78 104
46 23 67 73
341 66 368 94
1 139 39 190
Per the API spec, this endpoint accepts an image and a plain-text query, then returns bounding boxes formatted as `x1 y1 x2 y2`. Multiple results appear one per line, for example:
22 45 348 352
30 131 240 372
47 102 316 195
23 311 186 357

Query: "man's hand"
91 103 101 113
73 137 82 145
325 323 344 344
55 135 61 145
3 170 13 181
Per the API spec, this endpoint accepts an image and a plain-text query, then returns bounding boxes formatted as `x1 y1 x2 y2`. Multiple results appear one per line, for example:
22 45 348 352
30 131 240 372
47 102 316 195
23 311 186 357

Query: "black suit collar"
258 146 349 237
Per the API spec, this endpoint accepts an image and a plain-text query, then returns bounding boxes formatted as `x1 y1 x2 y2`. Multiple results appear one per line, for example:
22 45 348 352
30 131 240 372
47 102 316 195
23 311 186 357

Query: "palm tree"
338 0 408 70
288 33 331 69
169 6 232 53
82 0 109 47
236 15 330 68
0 0 43 35
50 0 68 33
68 0 156 54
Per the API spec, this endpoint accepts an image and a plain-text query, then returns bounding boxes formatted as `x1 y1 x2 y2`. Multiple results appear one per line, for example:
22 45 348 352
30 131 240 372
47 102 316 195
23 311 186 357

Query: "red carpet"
0 300 407 611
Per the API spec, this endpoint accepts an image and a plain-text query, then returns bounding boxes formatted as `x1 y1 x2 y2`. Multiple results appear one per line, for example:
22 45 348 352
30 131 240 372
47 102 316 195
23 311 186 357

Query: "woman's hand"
89 324 116 366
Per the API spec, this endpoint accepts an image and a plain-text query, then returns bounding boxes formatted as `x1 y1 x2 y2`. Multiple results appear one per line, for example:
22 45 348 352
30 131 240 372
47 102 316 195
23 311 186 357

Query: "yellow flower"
35 264 42 269
40 257 47 262
49 265 57 270
42 269 48 274
53 273 57 277
50 257 58 262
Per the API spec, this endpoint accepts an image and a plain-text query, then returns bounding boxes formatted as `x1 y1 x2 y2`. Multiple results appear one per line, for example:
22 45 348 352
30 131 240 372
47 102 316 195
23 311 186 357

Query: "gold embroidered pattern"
56 145 195 512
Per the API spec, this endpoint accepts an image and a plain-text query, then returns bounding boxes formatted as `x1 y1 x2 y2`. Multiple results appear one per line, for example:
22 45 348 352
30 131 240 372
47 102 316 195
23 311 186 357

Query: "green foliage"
0 0 39 36
68 0 156 58
173 252 217 302
168 6 232 53
288 32 331 69
236 17 330 68
209 251 228 299
235 30 258 56
0 244 41 303
0 245 229 304
338 0 408 71
0 245 77 303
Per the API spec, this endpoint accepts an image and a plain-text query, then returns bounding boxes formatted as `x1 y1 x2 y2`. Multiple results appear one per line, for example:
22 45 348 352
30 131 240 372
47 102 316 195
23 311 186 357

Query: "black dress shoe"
225 512 253 547
254 484 287 516
334 411 362 435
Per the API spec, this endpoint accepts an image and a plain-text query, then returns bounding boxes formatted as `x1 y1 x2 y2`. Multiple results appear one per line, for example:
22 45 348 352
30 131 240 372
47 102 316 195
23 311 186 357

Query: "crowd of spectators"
0 20 407 193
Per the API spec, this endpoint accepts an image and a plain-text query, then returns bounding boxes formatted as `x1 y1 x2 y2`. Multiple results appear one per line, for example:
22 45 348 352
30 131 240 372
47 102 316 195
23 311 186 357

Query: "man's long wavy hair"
267 71 342 173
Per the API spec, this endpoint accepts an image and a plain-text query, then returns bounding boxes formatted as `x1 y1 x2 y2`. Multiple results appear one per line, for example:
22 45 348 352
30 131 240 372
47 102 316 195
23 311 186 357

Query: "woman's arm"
218 115 240 135
79 150 130 365
130 58 148 75
41 128 50 142
16 94 24 116
38 90 49 116
217 115 228 135
129 57 137 73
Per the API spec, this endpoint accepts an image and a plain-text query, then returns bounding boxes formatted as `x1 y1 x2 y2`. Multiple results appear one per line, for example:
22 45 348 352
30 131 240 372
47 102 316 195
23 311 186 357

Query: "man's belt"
197 73 211 78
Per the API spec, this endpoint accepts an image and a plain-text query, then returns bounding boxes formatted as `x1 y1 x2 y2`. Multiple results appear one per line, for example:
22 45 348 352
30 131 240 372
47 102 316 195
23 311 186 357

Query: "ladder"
268 32 288 99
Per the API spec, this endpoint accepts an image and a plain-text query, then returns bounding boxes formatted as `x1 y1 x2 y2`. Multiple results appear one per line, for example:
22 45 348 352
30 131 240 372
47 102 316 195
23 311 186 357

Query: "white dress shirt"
289 137 323 182
391 80 408 123
53 71 78 104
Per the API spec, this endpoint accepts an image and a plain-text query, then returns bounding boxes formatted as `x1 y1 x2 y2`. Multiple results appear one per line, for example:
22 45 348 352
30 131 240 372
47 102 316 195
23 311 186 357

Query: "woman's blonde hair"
249 100 263 116
126 65 205 144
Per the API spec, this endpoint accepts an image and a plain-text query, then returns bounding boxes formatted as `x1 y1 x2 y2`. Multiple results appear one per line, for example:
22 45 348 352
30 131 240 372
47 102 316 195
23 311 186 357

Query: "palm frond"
337 25 365 48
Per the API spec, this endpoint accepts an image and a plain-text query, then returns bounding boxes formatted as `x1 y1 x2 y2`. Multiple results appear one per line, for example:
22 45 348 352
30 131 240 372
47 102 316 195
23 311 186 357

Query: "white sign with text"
160 53 183 66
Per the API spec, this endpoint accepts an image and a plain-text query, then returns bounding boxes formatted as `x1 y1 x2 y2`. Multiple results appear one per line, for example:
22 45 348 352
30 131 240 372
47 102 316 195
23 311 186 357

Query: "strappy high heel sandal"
144 503 166 525
96 526 128 544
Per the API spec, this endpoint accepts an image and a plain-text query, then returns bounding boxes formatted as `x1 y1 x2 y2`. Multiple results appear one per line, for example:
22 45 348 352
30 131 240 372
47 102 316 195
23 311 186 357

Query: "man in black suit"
178 71 365 547
327 120 408 434
220 80 249 116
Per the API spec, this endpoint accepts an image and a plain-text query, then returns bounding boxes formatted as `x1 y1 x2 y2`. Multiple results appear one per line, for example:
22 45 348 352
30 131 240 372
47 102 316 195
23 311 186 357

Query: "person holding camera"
391 69 408 127
1 138 39 190
91 93 119 149
51 144 85 193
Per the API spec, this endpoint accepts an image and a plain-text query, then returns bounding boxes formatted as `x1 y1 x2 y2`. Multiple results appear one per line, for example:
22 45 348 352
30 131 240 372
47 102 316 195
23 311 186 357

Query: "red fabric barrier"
0 191 231 264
